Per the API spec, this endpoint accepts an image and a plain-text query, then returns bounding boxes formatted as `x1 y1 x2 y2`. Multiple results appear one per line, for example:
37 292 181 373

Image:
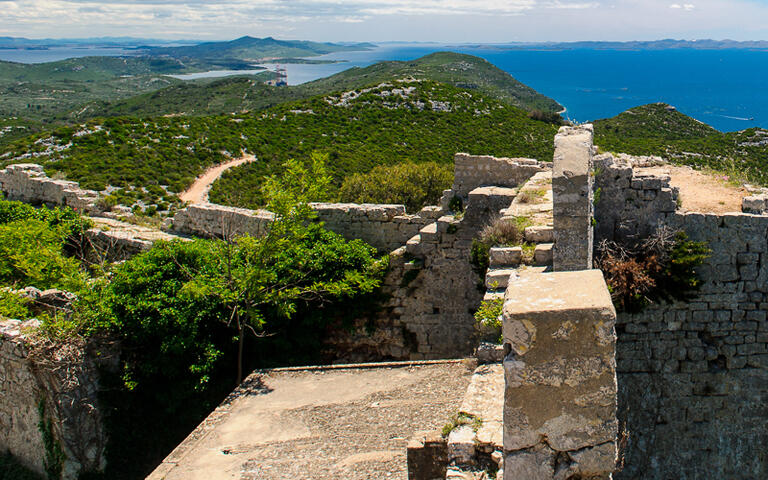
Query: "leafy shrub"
0 219 85 291
0 198 92 236
339 162 452 212
595 228 710 312
527 109 566 125
474 297 504 343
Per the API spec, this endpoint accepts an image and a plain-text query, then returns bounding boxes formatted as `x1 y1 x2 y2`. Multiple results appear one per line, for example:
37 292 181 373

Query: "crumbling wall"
593 153 679 243
613 212 768 479
450 153 545 200
327 184 524 361
0 319 110 479
170 203 275 240
170 202 438 253
592 156 768 477
0 164 102 215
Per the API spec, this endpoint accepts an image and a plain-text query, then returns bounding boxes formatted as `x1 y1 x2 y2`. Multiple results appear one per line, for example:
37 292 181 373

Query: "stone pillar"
552 125 594 271
502 270 617 480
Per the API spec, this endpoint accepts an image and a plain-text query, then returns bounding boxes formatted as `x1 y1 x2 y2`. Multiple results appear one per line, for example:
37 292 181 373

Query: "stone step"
485 268 518 290
489 246 522 268
533 243 554 266
419 222 439 243
524 225 554 243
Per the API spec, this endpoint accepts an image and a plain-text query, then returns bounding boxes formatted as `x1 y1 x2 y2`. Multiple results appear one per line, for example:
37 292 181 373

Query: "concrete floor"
147 360 476 480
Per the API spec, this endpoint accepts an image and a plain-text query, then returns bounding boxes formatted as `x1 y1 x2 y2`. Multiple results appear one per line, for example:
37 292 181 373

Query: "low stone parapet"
452 153 545 199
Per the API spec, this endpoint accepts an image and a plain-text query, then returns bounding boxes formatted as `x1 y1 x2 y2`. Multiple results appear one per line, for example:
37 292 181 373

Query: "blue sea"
2 44 767 132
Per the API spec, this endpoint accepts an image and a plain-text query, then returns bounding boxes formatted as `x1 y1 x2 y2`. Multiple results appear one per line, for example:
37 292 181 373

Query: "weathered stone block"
407 430 448 480
490 247 522 267
503 270 617 479
552 126 594 271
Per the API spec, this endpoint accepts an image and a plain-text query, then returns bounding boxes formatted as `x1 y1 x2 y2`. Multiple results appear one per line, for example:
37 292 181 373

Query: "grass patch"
441 412 483 437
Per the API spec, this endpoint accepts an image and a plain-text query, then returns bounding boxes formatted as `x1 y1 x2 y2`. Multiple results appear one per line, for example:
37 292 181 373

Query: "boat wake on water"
720 114 755 121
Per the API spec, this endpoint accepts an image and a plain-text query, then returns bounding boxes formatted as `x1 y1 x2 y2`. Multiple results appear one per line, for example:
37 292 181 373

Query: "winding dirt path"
180 155 256 204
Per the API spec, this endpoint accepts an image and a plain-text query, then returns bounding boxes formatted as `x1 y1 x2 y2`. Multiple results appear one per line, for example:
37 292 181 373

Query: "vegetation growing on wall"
474 297 504 343
594 227 710 312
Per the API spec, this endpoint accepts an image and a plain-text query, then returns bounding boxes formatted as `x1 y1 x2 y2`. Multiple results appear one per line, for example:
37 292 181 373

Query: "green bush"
474 297 504 343
339 162 453 212
0 219 85 291
595 228 710 312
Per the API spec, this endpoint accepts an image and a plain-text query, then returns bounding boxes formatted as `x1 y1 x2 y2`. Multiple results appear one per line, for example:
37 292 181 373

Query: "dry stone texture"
552 125 594 271
502 270 617 480
0 164 102 214
0 319 110 479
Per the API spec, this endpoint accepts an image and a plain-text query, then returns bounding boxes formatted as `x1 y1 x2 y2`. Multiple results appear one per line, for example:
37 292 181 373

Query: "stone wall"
451 153 545 200
613 211 768 479
170 202 438 253
0 319 110 479
0 164 102 215
170 203 275 240
326 186 521 361
593 153 679 243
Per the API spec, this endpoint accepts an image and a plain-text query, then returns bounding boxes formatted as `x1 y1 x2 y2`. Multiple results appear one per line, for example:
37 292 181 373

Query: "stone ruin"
4 123 768 478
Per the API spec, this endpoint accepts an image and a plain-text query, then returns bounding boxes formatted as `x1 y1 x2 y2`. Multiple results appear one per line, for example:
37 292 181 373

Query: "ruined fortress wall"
0 164 102 215
0 320 109 479
171 203 438 253
614 212 768 479
451 153 544 199
593 157 768 478
593 154 679 243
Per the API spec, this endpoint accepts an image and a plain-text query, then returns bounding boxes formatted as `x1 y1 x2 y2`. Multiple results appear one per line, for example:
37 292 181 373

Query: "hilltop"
81 52 563 119
0 56 192 121
594 103 768 184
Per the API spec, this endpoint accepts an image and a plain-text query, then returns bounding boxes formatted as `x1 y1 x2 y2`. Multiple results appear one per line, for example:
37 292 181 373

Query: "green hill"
297 52 563 113
143 36 372 69
82 52 563 119
0 56 203 121
0 79 559 209
594 103 768 184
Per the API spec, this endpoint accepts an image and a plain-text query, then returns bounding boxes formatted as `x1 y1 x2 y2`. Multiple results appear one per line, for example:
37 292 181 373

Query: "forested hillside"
594 103 768 184
0 79 560 210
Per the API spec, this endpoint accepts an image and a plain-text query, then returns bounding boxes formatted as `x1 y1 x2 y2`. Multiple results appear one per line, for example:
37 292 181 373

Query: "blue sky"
1 0 767 42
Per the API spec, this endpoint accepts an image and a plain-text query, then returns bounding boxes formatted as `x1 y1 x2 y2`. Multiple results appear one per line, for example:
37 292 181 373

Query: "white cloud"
670 3 696 10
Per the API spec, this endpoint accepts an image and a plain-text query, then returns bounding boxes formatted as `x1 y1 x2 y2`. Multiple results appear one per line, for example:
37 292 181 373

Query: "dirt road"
180 155 255 204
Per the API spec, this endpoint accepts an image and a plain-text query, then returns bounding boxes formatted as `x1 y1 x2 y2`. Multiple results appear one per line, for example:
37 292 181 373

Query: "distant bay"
2 43 767 132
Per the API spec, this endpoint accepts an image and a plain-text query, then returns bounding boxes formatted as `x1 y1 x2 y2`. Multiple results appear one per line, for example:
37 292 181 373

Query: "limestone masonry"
0 319 110 480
